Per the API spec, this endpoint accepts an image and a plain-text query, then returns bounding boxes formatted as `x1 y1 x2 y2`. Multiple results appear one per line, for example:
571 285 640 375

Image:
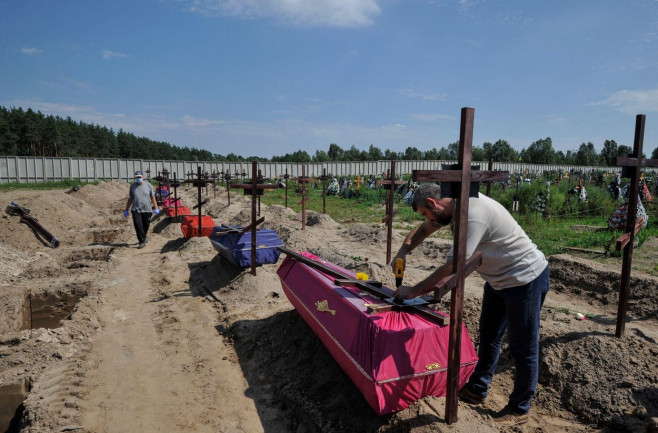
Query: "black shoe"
138 243 146 249
459 385 486 405
144 237 148 243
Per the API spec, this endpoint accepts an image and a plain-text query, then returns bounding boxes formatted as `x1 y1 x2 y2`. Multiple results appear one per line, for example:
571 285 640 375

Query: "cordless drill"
394 258 405 288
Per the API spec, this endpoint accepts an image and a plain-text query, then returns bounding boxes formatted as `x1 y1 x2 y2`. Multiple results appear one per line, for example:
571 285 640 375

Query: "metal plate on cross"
439 164 481 198
384 297 428 306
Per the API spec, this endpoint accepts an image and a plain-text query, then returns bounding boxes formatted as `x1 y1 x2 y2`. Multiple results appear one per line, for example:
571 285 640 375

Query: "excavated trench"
0 288 85 433
0 290 85 334
0 380 28 433
24 291 85 330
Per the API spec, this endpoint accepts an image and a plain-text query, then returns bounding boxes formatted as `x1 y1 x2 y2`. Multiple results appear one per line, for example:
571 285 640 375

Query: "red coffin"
165 206 192 217
276 252 478 415
180 215 215 238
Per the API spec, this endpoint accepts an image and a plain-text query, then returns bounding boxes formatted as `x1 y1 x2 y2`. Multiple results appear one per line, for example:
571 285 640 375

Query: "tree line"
1 106 656 165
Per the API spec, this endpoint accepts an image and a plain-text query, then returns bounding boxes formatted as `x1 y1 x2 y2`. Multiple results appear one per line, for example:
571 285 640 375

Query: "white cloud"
21 47 43 55
400 88 446 101
38 78 97 94
102 50 129 59
410 113 454 122
185 0 381 27
590 89 658 114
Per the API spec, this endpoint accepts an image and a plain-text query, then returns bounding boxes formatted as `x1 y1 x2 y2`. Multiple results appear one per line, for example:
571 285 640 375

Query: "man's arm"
393 260 453 299
125 197 132 212
390 220 441 270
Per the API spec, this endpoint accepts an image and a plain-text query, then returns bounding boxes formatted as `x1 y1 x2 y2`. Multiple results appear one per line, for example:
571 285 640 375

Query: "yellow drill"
394 258 405 287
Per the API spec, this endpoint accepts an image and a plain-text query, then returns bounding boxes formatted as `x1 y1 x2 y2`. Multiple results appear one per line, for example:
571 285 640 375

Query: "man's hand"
153 208 160 215
123 210 129 218
392 284 416 301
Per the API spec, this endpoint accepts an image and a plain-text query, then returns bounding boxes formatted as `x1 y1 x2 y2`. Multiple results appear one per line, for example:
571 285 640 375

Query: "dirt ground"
0 181 657 433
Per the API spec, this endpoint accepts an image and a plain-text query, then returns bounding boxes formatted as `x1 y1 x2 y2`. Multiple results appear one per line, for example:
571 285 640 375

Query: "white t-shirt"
446 194 548 289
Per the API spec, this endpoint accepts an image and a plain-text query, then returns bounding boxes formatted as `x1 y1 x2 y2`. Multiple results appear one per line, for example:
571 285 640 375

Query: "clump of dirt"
541 332 658 426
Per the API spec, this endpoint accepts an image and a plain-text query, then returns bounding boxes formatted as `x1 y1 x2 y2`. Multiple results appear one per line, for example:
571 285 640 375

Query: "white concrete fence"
1 156 651 184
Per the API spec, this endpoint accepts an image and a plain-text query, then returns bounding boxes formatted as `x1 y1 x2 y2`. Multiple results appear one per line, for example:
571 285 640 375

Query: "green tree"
344 145 367 161
600 139 618 166
483 139 519 162
313 149 330 162
327 143 344 161
446 141 459 160
367 144 383 161
652 147 658 159
521 137 555 164
403 146 422 160
617 145 633 158
472 145 485 161
575 142 601 166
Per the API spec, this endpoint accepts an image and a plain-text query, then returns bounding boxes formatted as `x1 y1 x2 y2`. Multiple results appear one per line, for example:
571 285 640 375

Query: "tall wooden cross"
377 160 406 264
169 173 182 219
154 168 171 207
231 161 277 275
412 107 509 424
210 170 219 199
319 168 329 214
485 158 494 197
222 171 232 205
613 114 658 338
282 171 290 208
292 165 314 230
184 167 215 236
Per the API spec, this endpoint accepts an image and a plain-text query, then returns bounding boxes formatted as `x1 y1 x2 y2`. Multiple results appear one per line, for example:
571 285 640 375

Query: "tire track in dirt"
76 234 270 433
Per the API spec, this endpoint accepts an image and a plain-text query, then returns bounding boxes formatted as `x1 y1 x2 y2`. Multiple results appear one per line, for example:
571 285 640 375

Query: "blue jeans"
466 265 550 414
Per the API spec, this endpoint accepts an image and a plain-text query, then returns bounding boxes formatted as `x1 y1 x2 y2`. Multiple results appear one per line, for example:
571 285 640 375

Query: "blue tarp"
209 225 283 267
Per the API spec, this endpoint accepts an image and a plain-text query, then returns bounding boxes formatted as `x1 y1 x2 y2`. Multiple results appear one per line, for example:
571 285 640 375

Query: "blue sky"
2 0 658 158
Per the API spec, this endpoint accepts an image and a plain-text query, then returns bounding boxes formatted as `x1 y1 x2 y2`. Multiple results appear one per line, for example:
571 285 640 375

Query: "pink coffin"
276 252 478 415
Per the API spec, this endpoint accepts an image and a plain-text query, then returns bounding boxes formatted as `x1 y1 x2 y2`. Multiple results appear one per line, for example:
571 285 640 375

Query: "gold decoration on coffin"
315 300 336 315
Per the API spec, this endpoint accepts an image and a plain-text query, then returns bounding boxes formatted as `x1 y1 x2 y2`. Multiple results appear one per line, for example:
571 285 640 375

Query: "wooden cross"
354 175 363 189
282 171 290 208
184 166 215 237
222 171 232 205
377 161 406 264
292 165 314 230
319 168 329 214
412 107 509 424
613 114 658 338
231 161 277 275
210 170 219 199
168 173 183 220
153 168 171 207
485 159 494 197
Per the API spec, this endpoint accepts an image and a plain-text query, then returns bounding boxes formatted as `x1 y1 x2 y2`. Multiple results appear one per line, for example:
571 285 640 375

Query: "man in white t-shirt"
391 183 549 427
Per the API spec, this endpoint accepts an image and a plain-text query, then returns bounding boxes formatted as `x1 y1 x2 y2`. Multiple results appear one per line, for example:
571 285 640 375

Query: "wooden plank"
413 170 509 183
613 156 658 168
615 218 644 251
564 247 606 255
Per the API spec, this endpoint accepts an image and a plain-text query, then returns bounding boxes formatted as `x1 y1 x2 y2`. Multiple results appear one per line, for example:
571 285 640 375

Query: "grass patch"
260 184 658 259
